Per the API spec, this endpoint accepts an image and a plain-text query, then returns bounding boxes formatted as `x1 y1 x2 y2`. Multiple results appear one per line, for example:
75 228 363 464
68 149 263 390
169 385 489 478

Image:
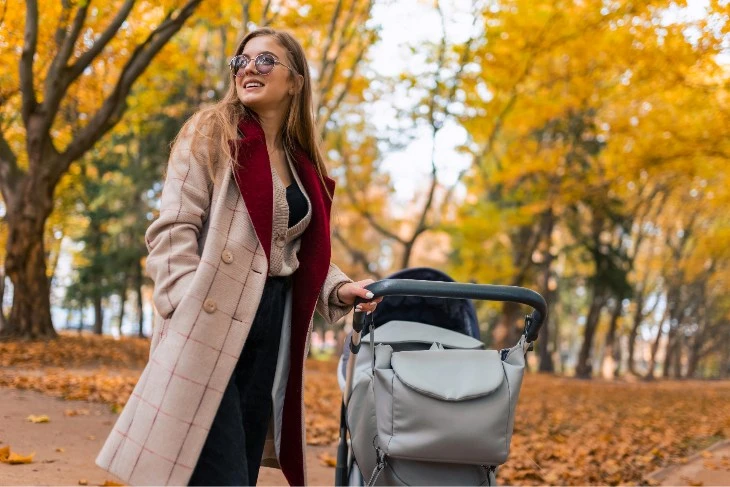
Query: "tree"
0 0 202 339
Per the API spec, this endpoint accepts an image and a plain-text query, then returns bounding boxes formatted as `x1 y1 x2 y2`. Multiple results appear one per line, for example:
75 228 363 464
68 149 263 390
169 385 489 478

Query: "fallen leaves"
318 451 337 467
0 332 149 369
0 370 139 411
65 408 90 417
0 445 35 464
26 414 50 423
1 336 729 485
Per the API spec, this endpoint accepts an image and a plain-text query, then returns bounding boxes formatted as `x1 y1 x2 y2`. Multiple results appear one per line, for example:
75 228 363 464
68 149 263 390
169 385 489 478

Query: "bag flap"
363 321 484 350
391 350 504 401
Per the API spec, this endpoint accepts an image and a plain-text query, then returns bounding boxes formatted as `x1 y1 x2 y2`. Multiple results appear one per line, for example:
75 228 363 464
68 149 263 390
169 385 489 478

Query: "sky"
364 0 718 205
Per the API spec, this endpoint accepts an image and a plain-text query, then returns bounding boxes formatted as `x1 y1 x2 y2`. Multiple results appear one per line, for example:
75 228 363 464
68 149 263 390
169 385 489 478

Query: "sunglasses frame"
229 53 296 77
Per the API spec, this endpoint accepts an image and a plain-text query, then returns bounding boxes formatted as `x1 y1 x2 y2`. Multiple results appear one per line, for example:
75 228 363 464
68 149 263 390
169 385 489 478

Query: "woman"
96 28 380 486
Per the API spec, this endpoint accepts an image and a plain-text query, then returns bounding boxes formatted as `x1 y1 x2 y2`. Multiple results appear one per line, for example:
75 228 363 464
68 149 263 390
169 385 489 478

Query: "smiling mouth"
244 82 264 89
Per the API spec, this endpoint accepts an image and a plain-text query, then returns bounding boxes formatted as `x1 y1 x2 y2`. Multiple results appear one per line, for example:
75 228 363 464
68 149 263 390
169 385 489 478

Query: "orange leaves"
303 359 342 447
0 370 140 411
3 337 730 485
0 445 35 464
302 367 730 485
0 332 149 369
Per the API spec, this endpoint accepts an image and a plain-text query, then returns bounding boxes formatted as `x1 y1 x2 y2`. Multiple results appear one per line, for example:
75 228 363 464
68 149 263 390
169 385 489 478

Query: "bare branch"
333 229 382 279
317 0 373 120
66 0 137 84
318 0 345 89
339 149 406 245
20 0 39 124
242 0 251 30
59 0 202 178
0 0 8 30
317 34 370 138
45 2 90 98
261 0 281 25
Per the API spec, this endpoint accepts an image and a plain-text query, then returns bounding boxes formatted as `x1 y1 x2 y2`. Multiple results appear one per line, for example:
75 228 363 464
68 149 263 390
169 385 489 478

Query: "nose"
241 57 257 76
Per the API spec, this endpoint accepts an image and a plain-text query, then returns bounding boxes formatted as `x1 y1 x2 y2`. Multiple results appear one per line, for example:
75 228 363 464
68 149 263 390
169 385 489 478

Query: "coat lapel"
232 116 336 485
232 117 273 267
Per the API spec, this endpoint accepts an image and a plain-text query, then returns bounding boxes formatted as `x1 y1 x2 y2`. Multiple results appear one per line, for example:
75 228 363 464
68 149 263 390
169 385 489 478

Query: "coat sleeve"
144 118 214 319
316 262 354 324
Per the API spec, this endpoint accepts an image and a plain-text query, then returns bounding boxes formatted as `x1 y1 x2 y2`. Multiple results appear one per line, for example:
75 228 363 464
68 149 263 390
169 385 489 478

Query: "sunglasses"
229 53 296 77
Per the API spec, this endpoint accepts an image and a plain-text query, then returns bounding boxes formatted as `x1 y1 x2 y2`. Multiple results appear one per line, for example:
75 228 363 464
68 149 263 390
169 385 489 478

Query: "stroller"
334 268 547 486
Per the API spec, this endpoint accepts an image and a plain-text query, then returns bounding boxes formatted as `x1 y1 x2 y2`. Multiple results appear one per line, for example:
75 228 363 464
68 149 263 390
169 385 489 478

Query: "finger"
359 288 375 300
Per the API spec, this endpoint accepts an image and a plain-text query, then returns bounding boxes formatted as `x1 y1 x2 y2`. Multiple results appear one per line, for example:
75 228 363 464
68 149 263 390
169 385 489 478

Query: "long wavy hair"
177 28 331 199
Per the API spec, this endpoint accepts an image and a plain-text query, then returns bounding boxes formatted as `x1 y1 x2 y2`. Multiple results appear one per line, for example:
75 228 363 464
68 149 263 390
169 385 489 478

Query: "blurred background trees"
1 0 728 379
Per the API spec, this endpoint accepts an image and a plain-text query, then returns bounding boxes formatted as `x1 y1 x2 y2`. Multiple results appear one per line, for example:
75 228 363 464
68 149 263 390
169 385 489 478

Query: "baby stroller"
334 268 546 486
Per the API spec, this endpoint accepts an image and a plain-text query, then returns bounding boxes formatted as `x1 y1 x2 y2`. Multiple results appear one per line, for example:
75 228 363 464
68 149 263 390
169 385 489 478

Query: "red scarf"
231 117 335 485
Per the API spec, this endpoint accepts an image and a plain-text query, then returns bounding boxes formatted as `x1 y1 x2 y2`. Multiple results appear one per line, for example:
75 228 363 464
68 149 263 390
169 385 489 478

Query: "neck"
254 108 286 150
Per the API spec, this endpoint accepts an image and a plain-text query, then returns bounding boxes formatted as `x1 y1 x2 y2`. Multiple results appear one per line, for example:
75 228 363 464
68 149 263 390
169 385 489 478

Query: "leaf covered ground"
1 333 728 485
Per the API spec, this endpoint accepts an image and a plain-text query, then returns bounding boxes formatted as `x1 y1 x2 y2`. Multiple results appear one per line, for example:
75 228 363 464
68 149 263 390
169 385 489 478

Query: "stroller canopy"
368 267 480 340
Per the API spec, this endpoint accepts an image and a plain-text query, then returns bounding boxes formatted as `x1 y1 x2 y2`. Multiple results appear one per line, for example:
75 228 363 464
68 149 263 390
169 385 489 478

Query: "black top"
286 182 309 228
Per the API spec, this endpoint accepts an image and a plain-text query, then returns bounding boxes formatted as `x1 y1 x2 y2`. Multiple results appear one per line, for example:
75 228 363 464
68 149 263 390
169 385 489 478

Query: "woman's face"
234 36 298 117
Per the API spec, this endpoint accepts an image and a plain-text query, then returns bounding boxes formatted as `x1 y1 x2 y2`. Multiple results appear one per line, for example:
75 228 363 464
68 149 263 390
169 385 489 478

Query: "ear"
289 74 304 96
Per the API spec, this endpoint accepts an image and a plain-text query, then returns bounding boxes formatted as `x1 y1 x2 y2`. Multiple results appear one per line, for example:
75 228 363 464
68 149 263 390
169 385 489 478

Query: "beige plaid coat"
96 117 352 485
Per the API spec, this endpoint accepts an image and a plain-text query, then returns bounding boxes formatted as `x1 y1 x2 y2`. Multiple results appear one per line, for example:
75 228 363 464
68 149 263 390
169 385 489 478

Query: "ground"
1 334 729 485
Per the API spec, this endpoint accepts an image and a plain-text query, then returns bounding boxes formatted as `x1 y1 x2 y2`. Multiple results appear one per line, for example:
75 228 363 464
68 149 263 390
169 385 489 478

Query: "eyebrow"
241 50 279 58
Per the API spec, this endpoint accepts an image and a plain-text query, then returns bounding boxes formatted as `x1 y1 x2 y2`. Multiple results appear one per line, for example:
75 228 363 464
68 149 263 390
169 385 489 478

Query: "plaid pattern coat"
95 117 352 486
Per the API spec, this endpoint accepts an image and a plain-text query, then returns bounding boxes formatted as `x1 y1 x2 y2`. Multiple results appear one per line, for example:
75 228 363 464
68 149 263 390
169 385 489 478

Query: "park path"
0 387 336 486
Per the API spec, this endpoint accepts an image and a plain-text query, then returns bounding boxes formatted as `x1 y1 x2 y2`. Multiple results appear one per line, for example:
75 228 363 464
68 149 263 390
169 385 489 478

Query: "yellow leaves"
318 452 337 467
26 414 50 423
0 445 35 464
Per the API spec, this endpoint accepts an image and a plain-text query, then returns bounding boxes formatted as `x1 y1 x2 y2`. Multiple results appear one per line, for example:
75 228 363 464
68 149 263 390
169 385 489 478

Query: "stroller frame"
334 278 547 486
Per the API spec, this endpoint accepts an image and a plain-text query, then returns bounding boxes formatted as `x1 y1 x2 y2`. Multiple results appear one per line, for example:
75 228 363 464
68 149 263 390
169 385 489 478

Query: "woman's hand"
336 279 383 314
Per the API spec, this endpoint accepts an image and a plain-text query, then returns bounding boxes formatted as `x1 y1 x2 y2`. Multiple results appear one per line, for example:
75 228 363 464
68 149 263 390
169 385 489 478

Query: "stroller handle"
353 279 547 342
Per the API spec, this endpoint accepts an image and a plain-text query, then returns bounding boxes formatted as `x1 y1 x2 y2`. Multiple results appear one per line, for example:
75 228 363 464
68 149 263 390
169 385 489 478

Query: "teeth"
245 82 263 88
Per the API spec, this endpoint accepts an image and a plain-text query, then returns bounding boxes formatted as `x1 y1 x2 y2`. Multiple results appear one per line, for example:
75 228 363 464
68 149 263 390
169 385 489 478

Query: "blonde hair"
173 28 331 199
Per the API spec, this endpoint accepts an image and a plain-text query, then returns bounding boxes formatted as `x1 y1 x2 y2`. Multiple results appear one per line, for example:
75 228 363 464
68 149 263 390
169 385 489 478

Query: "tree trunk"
575 287 607 379
538 272 556 373
117 286 127 336
601 299 623 379
136 261 145 338
662 327 678 378
93 293 104 335
672 333 683 378
627 290 644 376
493 301 522 351
77 306 85 334
1 191 57 339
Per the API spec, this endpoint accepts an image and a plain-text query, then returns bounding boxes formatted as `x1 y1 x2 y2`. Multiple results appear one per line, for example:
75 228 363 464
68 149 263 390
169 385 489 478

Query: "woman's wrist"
333 281 351 306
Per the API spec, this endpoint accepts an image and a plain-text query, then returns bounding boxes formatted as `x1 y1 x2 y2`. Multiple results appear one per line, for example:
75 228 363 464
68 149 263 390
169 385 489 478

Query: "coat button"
221 249 234 264
275 235 286 248
203 298 217 314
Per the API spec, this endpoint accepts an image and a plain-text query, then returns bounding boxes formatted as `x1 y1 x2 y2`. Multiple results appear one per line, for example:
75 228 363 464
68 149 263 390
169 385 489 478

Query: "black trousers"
189 276 290 486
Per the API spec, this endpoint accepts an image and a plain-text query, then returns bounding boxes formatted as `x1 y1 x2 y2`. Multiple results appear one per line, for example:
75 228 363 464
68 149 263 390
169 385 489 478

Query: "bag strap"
368 313 376 372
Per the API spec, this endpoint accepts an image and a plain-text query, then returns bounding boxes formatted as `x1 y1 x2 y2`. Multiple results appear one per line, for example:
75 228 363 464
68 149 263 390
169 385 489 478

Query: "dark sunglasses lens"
255 55 276 74
230 55 248 75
